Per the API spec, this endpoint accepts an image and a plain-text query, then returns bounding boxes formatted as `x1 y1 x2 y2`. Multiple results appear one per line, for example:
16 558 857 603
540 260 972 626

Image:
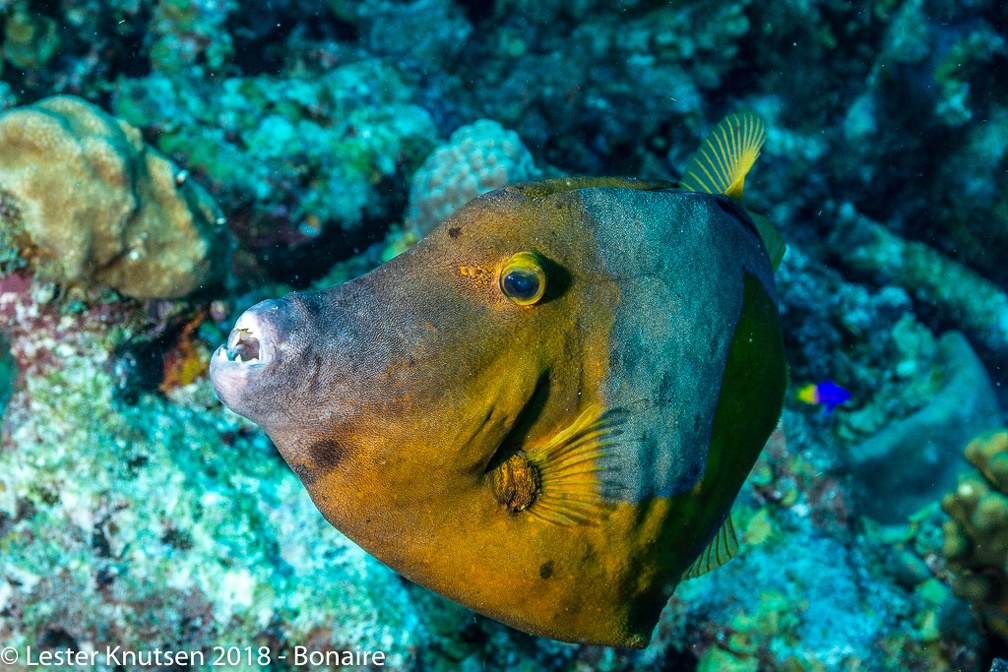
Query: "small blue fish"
797 380 850 412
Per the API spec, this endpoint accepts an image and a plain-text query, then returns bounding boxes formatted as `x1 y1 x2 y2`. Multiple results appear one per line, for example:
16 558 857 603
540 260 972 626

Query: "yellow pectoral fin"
524 404 614 526
682 514 740 580
682 112 765 202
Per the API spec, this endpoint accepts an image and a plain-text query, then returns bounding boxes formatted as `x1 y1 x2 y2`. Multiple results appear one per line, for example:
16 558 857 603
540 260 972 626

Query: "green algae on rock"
0 96 229 299
0 284 421 667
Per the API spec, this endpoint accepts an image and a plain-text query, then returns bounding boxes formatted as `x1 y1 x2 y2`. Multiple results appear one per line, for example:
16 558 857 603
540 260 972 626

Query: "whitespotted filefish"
211 112 787 647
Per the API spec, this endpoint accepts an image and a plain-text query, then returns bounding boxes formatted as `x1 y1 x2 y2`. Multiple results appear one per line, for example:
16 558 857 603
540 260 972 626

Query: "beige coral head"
0 95 228 299
965 430 1008 490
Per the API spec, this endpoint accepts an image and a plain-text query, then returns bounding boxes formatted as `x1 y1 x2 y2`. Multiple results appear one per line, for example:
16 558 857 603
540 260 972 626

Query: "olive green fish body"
211 120 787 647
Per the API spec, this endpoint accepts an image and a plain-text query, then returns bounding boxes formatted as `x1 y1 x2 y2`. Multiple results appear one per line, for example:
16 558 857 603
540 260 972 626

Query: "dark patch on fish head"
539 560 554 579
291 437 349 486
306 437 347 471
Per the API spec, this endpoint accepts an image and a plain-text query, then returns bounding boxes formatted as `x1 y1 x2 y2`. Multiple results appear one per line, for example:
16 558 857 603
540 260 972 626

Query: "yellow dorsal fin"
681 112 787 271
681 112 765 202
682 515 739 580
525 405 613 526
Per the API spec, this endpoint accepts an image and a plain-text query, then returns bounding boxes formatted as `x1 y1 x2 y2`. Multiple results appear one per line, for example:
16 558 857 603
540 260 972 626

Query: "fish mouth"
210 301 286 411
215 309 276 368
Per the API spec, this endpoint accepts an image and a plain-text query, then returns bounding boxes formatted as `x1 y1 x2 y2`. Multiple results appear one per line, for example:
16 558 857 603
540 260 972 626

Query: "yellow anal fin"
681 112 765 202
682 515 740 580
525 405 613 526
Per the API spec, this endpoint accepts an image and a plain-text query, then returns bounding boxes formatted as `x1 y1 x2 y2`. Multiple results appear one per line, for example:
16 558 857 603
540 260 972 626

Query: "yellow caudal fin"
682 515 740 580
681 112 765 201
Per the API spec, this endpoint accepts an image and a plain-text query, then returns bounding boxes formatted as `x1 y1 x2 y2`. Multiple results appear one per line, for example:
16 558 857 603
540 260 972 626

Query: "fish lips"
210 299 288 419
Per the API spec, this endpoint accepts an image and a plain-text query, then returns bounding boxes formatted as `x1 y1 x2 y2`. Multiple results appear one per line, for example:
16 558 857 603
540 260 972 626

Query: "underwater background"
0 0 1006 670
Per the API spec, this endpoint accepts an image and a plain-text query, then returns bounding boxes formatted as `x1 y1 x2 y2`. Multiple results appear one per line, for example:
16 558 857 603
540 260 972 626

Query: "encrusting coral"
2 2 60 70
0 95 228 300
112 61 438 283
852 332 1003 522
942 430 1008 639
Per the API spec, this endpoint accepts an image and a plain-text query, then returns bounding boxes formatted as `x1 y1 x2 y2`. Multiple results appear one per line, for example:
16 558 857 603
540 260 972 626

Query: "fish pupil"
503 269 539 300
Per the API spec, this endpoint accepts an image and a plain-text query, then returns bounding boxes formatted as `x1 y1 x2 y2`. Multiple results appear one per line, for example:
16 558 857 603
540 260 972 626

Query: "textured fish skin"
211 178 786 647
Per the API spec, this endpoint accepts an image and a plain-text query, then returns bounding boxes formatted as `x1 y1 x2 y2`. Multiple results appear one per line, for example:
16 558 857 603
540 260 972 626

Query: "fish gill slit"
481 369 552 477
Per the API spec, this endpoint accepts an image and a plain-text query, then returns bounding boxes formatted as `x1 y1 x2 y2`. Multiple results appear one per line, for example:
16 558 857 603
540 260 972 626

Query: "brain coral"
406 119 539 238
0 96 228 299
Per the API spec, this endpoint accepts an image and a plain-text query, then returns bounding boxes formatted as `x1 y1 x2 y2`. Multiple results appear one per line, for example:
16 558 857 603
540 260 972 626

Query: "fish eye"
499 251 547 306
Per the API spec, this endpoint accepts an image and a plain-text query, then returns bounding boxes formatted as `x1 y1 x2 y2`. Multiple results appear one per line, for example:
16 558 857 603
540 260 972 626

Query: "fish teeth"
214 344 265 365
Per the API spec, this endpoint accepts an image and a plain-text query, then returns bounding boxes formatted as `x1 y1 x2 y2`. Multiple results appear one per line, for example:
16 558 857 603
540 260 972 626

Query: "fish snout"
210 299 292 415
217 299 288 366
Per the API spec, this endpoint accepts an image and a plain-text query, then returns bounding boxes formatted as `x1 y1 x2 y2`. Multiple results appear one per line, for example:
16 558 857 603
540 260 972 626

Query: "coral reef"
0 0 1005 668
0 96 228 299
771 238 998 523
942 431 1008 640
1 276 986 671
112 62 437 284
639 419 983 672
775 239 924 395
459 0 754 173
931 102 1008 290
2 1 59 70
821 0 1008 288
853 332 1003 523
0 274 423 667
406 119 540 238
352 0 473 76
149 0 233 78
830 206 1008 359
